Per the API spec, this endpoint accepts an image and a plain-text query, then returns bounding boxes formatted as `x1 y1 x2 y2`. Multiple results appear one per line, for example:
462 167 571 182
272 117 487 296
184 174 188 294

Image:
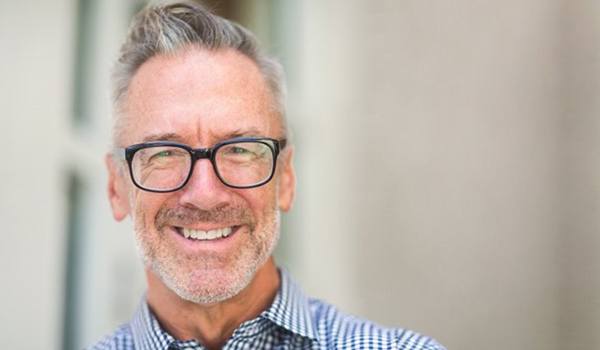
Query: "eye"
151 150 173 159
142 147 187 164
228 146 251 154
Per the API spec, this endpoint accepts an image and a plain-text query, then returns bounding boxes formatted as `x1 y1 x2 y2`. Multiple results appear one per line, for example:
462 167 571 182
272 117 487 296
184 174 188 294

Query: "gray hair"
111 0 287 145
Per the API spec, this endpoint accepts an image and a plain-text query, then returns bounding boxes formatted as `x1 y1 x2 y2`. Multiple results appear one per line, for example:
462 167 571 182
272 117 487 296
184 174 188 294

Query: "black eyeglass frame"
116 137 287 193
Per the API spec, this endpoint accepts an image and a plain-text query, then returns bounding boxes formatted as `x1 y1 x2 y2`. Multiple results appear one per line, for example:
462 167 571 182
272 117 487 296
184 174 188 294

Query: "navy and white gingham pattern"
89 270 446 350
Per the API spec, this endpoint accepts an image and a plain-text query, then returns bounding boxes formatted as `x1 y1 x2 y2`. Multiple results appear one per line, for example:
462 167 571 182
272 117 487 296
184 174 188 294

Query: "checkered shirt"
89 270 446 350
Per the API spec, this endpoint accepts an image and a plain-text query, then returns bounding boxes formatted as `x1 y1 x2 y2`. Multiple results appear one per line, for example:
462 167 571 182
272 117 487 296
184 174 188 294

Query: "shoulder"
86 324 135 350
308 298 446 350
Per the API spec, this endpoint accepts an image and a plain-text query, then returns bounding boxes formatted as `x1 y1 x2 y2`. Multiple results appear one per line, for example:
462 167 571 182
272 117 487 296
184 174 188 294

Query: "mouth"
173 226 240 241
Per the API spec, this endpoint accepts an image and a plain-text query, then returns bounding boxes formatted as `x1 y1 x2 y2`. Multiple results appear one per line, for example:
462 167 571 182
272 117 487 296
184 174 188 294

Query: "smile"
175 226 234 241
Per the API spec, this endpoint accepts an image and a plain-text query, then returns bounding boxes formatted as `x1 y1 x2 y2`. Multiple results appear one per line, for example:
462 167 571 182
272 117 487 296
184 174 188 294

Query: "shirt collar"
130 295 176 350
260 268 319 341
130 269 319 350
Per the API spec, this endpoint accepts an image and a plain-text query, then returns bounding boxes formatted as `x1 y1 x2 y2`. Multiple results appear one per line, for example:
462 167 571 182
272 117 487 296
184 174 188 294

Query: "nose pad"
178 159 229 209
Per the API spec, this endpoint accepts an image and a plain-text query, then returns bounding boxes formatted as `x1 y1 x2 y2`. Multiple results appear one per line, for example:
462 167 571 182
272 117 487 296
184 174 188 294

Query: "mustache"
155 205 255 231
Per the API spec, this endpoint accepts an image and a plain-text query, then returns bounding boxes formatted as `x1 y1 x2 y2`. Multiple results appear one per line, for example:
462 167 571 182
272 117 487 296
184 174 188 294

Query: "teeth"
221 227 232 237
181 227 233 241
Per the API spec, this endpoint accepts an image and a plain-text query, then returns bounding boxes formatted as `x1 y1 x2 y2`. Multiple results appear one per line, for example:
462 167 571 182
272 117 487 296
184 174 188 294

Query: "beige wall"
291 0 600 349
561 1 600 349
0 1 73 349
355 1 562 348
2 1 600 349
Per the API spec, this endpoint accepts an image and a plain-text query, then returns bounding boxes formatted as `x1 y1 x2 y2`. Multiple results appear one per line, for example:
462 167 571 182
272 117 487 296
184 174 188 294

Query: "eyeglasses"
115 137 287 193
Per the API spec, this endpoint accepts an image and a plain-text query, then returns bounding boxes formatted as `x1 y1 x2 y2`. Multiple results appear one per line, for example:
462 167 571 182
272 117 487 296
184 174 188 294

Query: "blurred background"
1 0 600 349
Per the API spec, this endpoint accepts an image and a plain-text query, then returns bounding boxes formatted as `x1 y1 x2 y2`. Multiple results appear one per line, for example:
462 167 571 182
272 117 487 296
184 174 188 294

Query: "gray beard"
133 205 280 304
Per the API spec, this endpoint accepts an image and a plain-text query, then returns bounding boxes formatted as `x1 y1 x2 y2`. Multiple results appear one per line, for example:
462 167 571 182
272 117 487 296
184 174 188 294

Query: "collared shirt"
89 270 446 350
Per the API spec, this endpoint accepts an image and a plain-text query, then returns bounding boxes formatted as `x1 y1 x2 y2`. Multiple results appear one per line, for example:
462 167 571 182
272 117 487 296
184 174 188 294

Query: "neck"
146 258 280 350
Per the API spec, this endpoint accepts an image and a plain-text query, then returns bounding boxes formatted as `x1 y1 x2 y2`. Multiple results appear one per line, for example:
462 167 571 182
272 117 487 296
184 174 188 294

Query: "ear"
105 154 131 221
277 146 296 212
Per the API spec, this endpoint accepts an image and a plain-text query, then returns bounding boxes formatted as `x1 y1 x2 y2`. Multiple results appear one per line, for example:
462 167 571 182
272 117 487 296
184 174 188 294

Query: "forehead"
121 47 280 146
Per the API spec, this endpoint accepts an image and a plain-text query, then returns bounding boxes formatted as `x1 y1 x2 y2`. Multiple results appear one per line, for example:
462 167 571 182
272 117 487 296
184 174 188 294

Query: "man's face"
106 48 295 304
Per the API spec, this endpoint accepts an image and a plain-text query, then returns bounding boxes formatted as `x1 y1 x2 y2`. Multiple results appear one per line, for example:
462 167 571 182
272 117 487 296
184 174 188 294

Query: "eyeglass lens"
130 141 275 191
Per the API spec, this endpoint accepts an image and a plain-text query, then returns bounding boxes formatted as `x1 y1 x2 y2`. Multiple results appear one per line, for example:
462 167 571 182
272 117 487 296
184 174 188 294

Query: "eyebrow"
218 128 264 139
141 132 186 143
139 128 269 144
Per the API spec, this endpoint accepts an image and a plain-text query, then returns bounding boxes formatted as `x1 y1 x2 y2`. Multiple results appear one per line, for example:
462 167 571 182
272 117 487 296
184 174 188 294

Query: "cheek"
130 191 146 222
130 191 170 228
244 185 278 213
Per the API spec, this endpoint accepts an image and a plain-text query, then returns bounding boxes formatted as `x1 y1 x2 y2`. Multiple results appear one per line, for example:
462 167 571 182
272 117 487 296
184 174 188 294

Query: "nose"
178 158 231 210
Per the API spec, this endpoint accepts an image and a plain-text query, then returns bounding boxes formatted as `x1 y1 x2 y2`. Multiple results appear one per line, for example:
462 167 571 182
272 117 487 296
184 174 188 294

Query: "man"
93 1 446 349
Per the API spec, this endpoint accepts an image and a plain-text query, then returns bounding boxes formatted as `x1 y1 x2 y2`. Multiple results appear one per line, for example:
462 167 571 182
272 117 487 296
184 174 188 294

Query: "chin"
181 268 253 304
150 255 261 304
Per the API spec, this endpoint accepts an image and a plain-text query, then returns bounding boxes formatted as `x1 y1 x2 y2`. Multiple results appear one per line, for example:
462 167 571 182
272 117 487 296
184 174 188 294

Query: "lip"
167 225 243 253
